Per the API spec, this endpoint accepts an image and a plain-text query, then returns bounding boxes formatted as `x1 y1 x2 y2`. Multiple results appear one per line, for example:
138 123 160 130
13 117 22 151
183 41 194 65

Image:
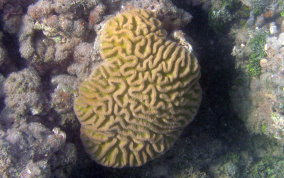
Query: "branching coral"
74 9 201 168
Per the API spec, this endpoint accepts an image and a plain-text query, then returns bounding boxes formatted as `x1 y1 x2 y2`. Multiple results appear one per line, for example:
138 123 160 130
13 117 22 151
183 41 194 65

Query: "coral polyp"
74 9 201 168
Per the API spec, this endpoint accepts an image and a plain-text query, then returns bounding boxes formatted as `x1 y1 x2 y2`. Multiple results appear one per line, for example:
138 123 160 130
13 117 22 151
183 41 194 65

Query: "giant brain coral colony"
74 9 202 168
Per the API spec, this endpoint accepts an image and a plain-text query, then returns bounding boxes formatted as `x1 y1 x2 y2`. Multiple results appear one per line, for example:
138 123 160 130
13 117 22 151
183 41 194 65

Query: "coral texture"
74 9 201 168
50 74 79 130
231 31 284 144
0 120 76 178
4 68 47 116
0 0 35 34
18 0 102 73
67 42 98 79
121 0 192 29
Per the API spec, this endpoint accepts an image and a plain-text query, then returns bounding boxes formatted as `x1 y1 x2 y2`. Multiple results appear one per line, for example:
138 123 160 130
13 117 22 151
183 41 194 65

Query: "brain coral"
74 9 201 168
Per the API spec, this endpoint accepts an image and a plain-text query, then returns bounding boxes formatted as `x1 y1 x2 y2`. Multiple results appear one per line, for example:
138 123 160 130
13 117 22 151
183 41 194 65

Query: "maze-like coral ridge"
74 9 201 168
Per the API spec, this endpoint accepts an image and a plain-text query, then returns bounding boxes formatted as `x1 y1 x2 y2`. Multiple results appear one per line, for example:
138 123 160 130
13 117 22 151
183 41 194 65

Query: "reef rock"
0 120 76 178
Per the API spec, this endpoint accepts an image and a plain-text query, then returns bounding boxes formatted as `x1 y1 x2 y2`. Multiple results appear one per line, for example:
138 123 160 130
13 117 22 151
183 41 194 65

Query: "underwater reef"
0 0 284 177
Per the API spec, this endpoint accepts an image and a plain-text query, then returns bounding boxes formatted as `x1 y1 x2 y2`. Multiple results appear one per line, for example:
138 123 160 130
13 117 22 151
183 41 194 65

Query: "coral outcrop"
50 74 79 130
74 9 201 168
0 120 76 178
3 68 47 117
67 42 98 79
18 0 103 73
0 0 35 34
121 0 192 29
231 30 284 144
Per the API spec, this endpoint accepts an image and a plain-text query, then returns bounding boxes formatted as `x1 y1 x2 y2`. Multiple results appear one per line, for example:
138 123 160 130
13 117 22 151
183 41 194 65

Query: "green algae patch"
248 157 284 178
247 31 267 77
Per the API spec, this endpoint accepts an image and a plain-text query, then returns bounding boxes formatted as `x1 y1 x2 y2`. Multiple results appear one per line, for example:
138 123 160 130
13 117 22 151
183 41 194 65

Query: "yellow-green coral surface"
74 9 201 168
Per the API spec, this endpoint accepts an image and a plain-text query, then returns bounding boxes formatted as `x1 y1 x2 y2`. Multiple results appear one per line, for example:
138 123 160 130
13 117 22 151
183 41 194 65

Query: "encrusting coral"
74 9 201 168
